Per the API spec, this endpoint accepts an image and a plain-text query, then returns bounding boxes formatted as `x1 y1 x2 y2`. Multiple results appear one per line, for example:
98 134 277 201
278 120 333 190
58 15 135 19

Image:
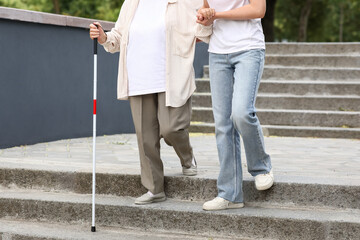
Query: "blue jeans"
209 49 272 203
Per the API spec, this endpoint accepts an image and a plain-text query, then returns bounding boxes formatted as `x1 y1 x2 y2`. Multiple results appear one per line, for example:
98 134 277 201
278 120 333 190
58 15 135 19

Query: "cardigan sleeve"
101 0 131 53
102 29 121 53
195 24 212 44
184 0 213 43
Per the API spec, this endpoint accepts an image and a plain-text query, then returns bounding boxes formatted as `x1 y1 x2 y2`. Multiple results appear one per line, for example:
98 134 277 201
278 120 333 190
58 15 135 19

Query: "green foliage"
274 0 303 41
0 0 54 12
323 0 360 42
274 0 360 42
0 0 124 22
1 0 359 41
59 0 123 21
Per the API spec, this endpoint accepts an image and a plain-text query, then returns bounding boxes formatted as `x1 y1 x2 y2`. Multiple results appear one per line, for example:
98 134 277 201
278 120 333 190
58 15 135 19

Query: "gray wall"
0 19 135 148
194 42 209 78
0 18 209 149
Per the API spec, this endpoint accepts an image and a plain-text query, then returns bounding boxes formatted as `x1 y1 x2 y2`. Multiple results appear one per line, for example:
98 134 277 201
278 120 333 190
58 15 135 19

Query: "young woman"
89 0 210 205
196 0 274 211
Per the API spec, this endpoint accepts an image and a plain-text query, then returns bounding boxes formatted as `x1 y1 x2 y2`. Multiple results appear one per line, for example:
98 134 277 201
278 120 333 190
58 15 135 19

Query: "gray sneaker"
182 159 197 176
134 192 166 205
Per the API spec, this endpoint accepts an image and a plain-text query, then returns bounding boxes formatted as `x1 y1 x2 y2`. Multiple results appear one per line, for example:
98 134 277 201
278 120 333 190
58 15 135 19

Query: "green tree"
0 0 53 12
0 0 124 21
321 0 360 42
298 0 314 42
52 0 59 14
1 0 359 42
274 0 359 42
262 0 277 42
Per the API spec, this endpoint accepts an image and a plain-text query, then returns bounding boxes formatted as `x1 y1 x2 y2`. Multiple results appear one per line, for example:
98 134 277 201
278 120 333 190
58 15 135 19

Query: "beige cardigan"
101 0 212 107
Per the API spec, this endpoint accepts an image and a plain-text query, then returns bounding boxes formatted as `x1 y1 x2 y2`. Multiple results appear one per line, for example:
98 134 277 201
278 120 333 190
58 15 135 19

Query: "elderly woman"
196 0 274 211
89 0 210 205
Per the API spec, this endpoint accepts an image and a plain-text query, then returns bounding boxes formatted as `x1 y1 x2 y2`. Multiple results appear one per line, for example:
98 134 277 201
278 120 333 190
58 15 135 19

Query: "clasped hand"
197 8 216 26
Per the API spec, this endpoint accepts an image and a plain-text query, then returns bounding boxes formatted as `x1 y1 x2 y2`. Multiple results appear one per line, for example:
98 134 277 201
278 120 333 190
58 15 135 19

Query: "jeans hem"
250 166 272 177
218 194 244 203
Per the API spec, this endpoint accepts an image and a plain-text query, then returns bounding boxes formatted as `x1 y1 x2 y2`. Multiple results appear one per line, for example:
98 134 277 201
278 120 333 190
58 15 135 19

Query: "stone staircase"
1 43 360 239
0 167 359 239
190 43 360 139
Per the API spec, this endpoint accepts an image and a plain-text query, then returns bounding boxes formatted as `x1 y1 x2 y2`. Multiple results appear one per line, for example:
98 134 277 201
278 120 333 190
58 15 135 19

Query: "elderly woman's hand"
197 8 216 26
89 22 107 44
197 8 215 20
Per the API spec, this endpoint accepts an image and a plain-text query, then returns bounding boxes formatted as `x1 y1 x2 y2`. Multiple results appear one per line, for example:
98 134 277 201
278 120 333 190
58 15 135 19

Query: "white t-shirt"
127 0 167 96
207 0 265 54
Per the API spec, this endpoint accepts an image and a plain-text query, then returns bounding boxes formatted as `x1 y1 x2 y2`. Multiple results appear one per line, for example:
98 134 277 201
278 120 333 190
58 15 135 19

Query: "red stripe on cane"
93 100 97 115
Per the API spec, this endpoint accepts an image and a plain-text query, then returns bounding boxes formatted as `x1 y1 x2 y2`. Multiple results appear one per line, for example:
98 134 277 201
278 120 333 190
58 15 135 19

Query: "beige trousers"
129 92 193 194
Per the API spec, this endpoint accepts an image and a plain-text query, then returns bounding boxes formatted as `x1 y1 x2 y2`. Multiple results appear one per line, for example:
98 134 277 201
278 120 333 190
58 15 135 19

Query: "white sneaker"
255 170 274 191
182 158 197 176
134 192 166 205
202 197 244 211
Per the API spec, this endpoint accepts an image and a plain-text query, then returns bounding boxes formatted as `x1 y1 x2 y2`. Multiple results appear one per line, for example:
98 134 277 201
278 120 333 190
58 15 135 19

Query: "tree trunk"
339 3 344 42
298 0 313 42
262 0 277 42
53 0 60 14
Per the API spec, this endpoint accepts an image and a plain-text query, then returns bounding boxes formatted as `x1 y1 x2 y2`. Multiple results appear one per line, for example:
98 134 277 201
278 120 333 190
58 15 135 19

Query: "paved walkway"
0 134 359 186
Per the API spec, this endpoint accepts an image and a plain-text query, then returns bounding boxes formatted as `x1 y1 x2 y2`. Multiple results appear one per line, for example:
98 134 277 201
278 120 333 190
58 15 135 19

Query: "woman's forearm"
203 0 210 8
215 0 266 20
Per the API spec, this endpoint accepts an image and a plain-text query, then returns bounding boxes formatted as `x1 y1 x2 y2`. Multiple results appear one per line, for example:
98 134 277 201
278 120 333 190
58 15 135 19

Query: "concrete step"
195 79 211 93
255 94 360 111
0 219 236 240
192 93 360 111
0 189 359 240
195 79 360 95
258 80 360 95
263 66 360 81
189 122 360 139
196 78 360 96
262 125 360 139
265 55 360 68
192 107 360 128
203 65 360 80
1 168 359 210
265 43 360 55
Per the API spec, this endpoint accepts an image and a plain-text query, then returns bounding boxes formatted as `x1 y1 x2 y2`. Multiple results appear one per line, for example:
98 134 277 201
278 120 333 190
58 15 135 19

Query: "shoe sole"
182 171 197 176
203 203 244 211
134 196 167 205
256 180 274 191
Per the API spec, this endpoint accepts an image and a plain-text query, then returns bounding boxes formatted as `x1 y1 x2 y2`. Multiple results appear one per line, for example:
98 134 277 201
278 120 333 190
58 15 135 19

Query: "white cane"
91 33 98 233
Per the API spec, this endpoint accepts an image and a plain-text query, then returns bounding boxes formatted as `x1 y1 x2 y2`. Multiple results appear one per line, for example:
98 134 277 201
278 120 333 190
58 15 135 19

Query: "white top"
207 0 265 54
127 0 167 96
